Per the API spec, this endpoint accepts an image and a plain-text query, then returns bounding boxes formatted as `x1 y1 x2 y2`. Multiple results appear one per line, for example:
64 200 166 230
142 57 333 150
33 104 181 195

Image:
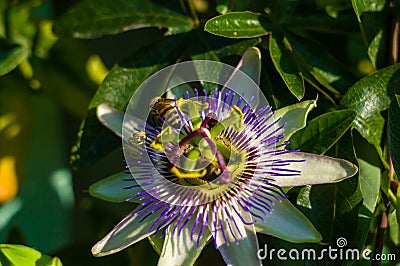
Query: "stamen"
170 167 208 178
229 93 235 109
210 105 244 137
150 126 177 151
198 128 230 183
222 91 230 112
177 99 209 130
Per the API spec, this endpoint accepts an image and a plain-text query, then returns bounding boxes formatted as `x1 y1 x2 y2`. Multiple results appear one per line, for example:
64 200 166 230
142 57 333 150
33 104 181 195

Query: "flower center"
149 98 246 186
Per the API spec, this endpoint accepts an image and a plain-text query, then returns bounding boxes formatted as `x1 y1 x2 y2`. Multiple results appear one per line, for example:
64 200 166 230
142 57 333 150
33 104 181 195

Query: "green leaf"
351 159 380 251
269 32 304 100
204 11 270 38
393 0 400 21
0 39 29 76
70 108 121 169
286 13 359 34
288 110 357 154
285 32 356 95
7 1 37 47
30 54 93 118
389 96 400 177
0 244 63 266
16 96 74 252
0 85 74 252
264 0 300 22
388 210 400 246
358 159 380 213
296 132 362 250
54 0 194 38
274 99 317 141
72 31 262 168
0 80 32 204
93 34 189 109
190 30 261 62
351 0 389 69
341 64 400 155
0 1 6 38
71 34 187 168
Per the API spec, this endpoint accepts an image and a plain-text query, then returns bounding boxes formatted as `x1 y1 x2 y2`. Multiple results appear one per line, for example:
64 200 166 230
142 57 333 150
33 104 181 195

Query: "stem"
373 204 389 266
389 157 395 181
176 113 232 184
178 119 226 172
199 128 227 172
179 115 211 148
200 116 211 128
179 130 200 148
199 128 232 184
188 0 199 27
391 18 399 64
179 0 189 15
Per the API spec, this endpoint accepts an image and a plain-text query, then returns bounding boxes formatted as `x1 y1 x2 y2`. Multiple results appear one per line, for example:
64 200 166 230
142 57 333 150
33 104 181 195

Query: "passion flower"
90 87 357 266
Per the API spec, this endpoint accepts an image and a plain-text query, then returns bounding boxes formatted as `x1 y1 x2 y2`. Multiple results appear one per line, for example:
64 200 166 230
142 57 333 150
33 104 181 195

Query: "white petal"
239 47 262 86
273 100 317 141
157 217 212 266
254 197 322 243
92 205 165 256
89 172 142 203
96 103 143 142
96 104 124 137
233 47 262 108
273 152 358 187
221 47 264 109
213 208 262 266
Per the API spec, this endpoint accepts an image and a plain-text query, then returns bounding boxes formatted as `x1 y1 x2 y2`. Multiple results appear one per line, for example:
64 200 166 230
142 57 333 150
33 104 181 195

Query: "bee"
148 97 227 183
148 97 181 129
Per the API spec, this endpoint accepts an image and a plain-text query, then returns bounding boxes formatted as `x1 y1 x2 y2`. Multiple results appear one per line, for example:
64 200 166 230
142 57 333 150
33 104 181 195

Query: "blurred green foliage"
0 0 400 265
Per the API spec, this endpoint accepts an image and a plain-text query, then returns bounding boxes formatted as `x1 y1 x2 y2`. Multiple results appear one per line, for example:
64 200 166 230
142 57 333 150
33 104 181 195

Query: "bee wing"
221 47 265 109
97 103 144 142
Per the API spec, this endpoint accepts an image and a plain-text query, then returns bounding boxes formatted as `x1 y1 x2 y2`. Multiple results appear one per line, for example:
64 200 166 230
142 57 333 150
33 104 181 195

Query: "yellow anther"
210 105 244 137
177 99 209 114
150 126 176 150
170 166 208 179
229 105 244 131
177 99 209 130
